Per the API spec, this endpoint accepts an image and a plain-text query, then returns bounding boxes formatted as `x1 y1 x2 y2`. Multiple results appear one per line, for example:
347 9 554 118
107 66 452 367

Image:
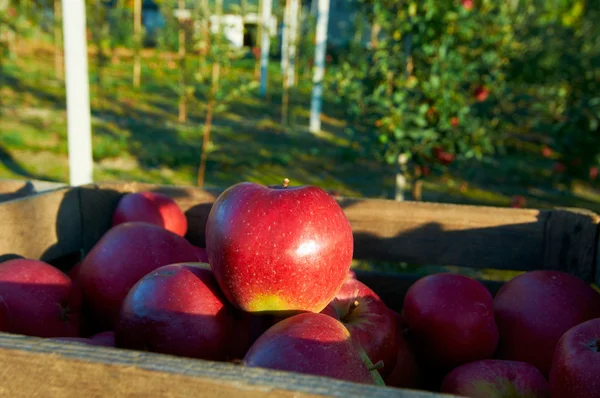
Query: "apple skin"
116 263 245 361
192 246 209 263
0 258 81 338
549 318 600 398
78 222 199 330
52 331 116 347
384 311 422 389
493 270 600 376
243 312 375 384
112 191 188 236
403 273 499 371
205 181 354 314
441 360 550 398
321 277 398 376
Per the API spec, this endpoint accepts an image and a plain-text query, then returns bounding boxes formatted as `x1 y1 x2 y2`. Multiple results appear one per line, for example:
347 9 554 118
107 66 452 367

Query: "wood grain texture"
0 333 457 398
0 188 81 263
0 179 66 202
543 207 600 282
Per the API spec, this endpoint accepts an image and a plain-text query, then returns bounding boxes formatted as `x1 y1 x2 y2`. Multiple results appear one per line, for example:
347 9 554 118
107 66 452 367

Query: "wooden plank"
0 333 455 398
0 188 82 263
543 207 600 282
339 198 548 271
0 179 66 202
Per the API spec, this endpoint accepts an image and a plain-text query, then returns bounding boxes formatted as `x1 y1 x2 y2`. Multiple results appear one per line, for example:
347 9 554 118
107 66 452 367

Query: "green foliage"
333 0 600 187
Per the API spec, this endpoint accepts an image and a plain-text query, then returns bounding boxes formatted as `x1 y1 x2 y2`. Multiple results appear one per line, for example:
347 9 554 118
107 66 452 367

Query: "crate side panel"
0 333 455 398
0 188 82 263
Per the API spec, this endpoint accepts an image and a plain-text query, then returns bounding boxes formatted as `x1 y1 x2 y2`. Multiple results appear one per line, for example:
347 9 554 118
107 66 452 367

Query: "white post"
309 0 329 133
62 0 93 185
281 0 290 76
259 0 272 97
287 0 299 87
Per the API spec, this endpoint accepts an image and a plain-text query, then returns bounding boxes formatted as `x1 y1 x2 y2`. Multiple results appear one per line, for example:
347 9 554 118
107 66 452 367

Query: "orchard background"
0 1 599 230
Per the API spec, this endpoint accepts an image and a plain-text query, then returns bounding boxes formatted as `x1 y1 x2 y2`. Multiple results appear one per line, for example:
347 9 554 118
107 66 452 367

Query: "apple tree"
332 0 515 200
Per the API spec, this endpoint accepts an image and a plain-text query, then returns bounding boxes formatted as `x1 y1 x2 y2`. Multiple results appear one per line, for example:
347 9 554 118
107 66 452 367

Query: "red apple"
590 166 598 181
541 146 552 158
450 117 460 127
385 312 422 389
510 195 526 208
494 270 600 376
52 331 116 347
205 180 354 314
403 273 499 370
0 258 81 338
321 277 398 376
550 318 600 398
116 263 244 361
474 86 489 102
243 312 378 384
462 0 474 11
552 162 566 173
112 191 188 236
441 360 550 397
192 246 209 263
78 222 199 329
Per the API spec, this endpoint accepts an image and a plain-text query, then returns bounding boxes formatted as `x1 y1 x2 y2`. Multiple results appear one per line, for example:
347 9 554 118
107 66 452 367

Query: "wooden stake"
178 0 187 123
133 0 142 88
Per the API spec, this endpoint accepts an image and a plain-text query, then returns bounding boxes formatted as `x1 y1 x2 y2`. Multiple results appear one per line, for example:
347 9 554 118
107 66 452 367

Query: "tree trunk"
199 0 210 79
287 0 299 88
258 0 272 97
309 0 330 133
178 0 187 123
133 0 142 87
370 22 380 49
54 0 63 80
197 62 220 188
281 0 291 126
197 0 223 188
254 0 263 80
411 180 423 201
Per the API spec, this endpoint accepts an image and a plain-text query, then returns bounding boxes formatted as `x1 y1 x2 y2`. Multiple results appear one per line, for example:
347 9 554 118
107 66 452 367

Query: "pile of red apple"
1 180 600 397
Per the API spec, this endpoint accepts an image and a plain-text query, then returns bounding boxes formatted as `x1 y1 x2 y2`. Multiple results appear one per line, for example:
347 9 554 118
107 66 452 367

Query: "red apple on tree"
441 359 550 398
462 0 474 11
0 258 81 338
78 222 199 330
243 312 383 385
321 277 398 376
549 318 600 398
112 191 188 236
116 263 247 361
403 273 499 371
474 86 489 102
494 270 600 376
205 179 354 314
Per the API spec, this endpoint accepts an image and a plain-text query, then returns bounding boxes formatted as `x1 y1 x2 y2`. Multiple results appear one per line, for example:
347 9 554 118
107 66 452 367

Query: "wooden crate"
0 180 598 397
0 178 66 203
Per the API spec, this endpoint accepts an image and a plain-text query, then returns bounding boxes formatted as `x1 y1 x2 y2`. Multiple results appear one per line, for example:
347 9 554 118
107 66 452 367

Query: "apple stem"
283 178 290 188
341 300 360 323
368 360 385 372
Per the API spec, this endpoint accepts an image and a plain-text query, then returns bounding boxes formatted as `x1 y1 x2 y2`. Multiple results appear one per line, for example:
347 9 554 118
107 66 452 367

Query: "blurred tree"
333 0 514 200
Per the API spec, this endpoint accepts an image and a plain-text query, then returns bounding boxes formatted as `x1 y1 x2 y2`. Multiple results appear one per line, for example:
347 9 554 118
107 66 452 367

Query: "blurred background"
0 0 599 215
